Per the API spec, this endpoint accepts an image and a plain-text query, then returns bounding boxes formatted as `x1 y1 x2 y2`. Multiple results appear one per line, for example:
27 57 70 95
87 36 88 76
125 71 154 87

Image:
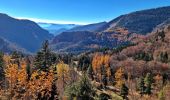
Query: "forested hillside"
102 6 170 34
0 22 170 100
51 6 170 53
0 5 170 100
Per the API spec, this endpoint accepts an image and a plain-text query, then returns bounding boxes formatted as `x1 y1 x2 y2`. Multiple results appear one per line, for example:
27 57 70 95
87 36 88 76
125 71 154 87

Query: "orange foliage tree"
3 55 58 100
92 53 111 83
115 67 125 88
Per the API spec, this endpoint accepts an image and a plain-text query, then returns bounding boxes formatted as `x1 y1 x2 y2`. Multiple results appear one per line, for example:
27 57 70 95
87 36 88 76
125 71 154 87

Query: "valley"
0 5 170 100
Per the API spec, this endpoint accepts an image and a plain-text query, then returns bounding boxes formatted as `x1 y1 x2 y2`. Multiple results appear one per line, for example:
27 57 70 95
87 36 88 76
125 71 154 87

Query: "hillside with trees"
0 22 170 100
0 5 170 100
51 6 170 53
102 6 170 35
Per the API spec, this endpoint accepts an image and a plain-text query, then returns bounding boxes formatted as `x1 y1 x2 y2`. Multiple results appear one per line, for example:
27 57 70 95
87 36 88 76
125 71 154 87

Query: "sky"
0 0 170 25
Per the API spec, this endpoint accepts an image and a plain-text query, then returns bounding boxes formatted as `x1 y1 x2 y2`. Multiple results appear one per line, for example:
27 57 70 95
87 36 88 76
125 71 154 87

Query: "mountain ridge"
51 6 170 53
101 6 170 34
67 22 107 32
0 13 53 53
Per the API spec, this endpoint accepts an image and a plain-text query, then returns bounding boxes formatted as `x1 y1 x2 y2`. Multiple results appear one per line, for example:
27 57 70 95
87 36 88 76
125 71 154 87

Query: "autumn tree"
92 53 111 84
4 55 59 100
30 70 55 100
92 53 100 81
5 60 27 99
57 61 70 95
115 67 125 87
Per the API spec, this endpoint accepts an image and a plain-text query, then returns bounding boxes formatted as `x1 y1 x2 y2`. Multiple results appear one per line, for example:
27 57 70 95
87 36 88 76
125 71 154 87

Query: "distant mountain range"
38 22 107 36
0 6 170 54
38 23 79 36
67 22 107 32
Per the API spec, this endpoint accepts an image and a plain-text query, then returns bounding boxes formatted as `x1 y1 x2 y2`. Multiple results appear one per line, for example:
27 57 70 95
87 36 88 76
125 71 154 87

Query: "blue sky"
0 0 170 25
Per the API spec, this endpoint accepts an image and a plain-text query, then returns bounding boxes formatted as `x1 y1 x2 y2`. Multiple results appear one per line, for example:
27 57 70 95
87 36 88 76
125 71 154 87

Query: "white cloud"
15 16 89 25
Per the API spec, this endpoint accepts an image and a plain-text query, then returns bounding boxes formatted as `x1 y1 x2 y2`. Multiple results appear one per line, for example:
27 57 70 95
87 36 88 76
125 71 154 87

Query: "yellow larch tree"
4 55 56 99
115 67 125 88
55 61 70 97
92 53 111 82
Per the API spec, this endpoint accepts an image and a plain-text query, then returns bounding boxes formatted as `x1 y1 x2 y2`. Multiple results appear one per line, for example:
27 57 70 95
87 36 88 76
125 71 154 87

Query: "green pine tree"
49 82 59 100
78 73 95 99
144 73 154 86
138 76 145 96
144 84 152 95
11 51 22 67
0 52 4 83
159 31 165 41
87 64 94 80
160 52 169 63
65 73 95 100
34 40 57 72
144 73 154 95
162 73 168 85
78 55 90 70
120 83 129 99
101 65 107 89
99 93 111 100
26 57 31 81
